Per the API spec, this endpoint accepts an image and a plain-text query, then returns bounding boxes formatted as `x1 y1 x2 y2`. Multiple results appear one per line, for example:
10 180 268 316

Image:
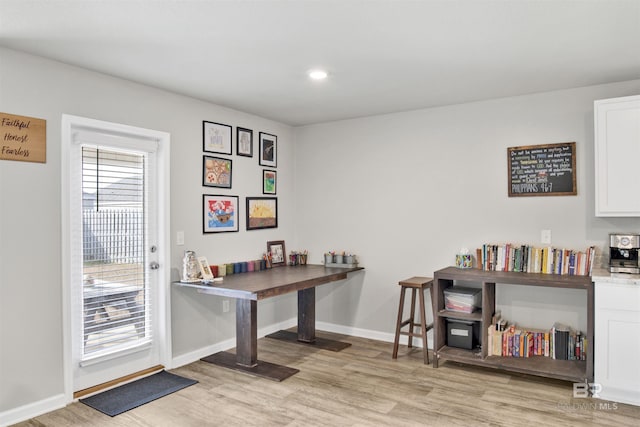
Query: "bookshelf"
432 267 593 383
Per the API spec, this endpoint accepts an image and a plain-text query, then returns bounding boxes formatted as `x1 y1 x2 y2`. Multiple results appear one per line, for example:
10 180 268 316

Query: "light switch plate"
541 229 552 244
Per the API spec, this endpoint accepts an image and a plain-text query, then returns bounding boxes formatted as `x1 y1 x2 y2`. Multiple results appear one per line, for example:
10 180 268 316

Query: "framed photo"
259 132 277 167
262 169 277 194
197 256 214 281
236 127 253 157
203 194 239 233
267 240 286 267
203 121 232 155
203 155 232 188
246 197 278 230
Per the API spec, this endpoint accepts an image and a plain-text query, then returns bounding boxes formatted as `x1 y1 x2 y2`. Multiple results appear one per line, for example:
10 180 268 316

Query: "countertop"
592 267 640 285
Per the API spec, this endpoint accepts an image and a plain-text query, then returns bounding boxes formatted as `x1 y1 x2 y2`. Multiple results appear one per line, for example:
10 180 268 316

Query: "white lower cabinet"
594 279 640 406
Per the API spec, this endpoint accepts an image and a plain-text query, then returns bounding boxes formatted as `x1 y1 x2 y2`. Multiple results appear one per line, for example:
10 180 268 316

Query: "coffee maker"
609 233 640 274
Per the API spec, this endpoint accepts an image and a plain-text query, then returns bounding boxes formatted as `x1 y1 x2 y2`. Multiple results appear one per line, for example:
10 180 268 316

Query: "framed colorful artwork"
203 121 232 155
259 132 277 167
262 169 276 194
203 194 239 233
246 197 277 230
267 240 286 267
236 127 253 157
203 155 232 188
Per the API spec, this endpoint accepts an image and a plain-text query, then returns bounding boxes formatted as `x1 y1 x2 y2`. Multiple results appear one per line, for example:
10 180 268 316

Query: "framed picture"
267 240 286 267
203 155 232 188
262 169 277 194
203 121 232 155
197 256 214 281
507 142 577 197
203 194 239 233
259 132 277 167
246 197 278 230
236 127 253 157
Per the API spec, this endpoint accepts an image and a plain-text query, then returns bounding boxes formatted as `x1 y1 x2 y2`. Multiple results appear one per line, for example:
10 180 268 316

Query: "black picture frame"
262 169 277 195
246 196 278 230
203 194 239 233
203 121 232 155
236 127 253 157
507 142 577 197
259 132 277 167
203 155 232 188
267 240 286 267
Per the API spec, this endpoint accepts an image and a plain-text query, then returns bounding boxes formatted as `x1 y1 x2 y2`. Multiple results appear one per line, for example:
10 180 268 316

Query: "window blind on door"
81 146 151 357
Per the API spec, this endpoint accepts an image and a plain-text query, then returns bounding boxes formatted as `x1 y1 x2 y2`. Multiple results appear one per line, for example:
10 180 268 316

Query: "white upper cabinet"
594 95 640 217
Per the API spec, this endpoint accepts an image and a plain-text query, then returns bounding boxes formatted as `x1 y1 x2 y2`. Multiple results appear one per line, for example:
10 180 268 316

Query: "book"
553 322 570 360
476 242 597 276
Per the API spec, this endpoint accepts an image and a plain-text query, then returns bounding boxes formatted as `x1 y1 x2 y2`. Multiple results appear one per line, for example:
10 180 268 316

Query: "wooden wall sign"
508 142 576 197
0 112 47 163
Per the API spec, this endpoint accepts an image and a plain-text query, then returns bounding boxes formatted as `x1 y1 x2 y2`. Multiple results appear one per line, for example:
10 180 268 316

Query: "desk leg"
298 287 316 343
265 287 352 352
236 299 257 367
200 298 299 381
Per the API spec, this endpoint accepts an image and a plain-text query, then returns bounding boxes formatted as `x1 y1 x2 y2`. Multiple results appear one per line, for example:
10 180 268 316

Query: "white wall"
293 80 640 337
0 47 295 420
1 44 640 423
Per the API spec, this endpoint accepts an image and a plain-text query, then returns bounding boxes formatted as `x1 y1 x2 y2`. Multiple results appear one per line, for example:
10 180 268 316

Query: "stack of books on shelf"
487 314 587 361
475 243 596 276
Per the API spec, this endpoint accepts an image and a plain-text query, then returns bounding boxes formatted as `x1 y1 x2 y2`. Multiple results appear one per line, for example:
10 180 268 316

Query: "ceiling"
1 0 639 126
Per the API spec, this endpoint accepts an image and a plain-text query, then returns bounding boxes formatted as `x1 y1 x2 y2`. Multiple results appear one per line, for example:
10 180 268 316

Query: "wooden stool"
392 276 434 364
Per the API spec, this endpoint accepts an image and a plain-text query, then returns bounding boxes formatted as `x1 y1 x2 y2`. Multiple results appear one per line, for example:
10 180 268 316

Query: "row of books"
476 244 596 276
487 320 587 361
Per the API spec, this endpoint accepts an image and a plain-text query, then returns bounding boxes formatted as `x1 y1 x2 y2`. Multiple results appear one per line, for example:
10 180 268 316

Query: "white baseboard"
170 317 297 369
316 321 433 349
170 320 430 371
0 393 66 427
170 336 236 369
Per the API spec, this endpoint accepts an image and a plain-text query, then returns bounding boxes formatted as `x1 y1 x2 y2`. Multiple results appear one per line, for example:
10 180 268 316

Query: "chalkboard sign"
508 142 576 197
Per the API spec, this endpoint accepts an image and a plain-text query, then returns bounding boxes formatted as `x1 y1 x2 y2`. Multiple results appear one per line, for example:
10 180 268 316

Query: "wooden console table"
174 264 363 381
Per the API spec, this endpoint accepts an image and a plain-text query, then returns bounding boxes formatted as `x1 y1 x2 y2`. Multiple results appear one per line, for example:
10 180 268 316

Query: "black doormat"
80 370 197 417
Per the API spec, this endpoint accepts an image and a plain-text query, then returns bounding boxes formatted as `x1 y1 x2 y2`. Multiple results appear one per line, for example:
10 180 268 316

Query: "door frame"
61 114 171 402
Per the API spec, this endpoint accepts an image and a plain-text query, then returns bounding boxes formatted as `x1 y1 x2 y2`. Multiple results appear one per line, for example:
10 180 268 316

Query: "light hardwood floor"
15 332 640 426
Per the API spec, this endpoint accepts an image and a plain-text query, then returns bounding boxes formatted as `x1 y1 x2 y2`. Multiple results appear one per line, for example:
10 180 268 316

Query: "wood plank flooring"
14 332 640 426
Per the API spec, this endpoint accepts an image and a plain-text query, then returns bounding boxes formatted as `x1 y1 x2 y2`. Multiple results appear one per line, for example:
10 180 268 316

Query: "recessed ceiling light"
308 70 328 80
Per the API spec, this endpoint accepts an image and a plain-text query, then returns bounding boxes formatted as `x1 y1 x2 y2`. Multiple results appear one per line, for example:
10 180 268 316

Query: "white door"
62 115 170 393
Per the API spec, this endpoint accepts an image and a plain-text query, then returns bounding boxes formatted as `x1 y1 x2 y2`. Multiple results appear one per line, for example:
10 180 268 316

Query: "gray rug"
80 370 197 417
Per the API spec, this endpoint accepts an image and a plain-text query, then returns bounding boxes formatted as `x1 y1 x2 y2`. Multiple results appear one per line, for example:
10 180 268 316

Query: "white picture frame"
198 256 214 281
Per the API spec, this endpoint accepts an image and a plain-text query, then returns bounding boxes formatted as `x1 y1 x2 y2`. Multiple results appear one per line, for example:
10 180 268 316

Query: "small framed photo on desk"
267 240 286 267
198 256 214 281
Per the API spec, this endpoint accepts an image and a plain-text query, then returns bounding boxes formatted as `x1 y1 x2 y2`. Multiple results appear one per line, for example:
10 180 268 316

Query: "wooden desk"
174 264 364 381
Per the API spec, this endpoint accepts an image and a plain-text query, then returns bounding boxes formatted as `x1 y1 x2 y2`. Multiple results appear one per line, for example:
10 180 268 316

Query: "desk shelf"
432 267 593 383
